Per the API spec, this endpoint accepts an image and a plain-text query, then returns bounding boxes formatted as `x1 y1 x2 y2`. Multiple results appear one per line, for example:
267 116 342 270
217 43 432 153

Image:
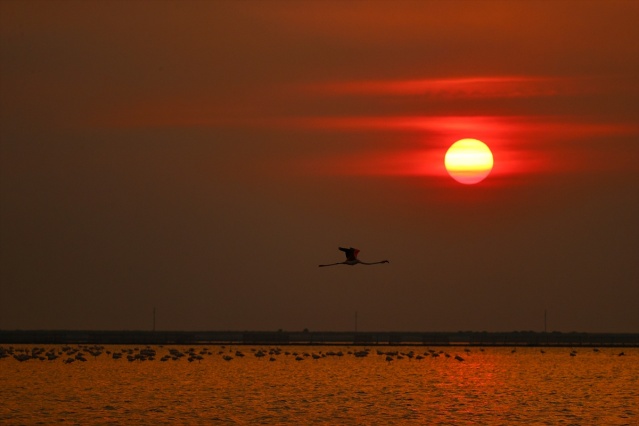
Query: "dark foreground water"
1 345 637 425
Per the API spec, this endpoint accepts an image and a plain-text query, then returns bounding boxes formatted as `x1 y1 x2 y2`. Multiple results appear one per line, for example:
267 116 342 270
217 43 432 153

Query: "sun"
444 138 494 184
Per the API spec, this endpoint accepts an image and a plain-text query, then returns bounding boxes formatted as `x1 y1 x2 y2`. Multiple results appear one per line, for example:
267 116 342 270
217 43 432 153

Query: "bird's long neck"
359 260 389 265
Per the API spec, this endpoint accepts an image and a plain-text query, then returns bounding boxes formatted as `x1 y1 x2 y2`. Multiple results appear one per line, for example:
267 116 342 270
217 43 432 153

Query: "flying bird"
319 247 389 267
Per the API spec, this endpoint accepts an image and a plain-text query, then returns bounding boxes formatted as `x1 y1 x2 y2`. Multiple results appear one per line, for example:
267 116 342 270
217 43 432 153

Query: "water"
1 345 637 425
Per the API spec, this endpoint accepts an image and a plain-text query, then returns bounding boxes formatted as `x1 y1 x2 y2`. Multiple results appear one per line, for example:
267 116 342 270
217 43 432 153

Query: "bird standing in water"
319 247 389 267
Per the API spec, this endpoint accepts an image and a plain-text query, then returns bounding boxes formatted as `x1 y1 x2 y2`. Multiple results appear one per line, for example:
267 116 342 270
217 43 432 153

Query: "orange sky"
1 1 638 332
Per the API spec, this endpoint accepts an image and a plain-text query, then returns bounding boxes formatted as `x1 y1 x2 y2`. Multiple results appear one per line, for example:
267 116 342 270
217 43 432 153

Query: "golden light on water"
445 139 494 184
1 345 637 424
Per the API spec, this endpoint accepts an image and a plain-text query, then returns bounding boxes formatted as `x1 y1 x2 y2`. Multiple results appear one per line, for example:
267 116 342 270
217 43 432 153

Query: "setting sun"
444 138 494 184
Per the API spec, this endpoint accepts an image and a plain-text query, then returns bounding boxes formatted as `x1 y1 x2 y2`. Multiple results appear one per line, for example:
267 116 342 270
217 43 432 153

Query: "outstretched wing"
338 247 359 261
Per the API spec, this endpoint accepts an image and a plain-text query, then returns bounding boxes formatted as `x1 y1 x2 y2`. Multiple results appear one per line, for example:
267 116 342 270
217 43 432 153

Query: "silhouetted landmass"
0 330 637 347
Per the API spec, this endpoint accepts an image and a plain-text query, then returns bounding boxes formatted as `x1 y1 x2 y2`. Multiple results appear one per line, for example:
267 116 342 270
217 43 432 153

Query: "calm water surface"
1 345 637 425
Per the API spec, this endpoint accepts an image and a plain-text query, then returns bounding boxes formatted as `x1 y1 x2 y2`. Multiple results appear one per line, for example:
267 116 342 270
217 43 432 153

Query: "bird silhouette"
319 247 389 267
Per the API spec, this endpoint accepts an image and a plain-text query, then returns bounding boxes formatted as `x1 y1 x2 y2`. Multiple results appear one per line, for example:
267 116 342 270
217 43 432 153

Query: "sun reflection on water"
0 345 636 424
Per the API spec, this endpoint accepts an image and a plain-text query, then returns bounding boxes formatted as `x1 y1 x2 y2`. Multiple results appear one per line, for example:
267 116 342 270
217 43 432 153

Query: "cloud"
303 76 574 99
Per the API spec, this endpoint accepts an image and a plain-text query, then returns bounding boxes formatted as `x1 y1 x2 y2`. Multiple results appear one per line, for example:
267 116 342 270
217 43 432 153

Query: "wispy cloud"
272 115 638 139
304 76 579 99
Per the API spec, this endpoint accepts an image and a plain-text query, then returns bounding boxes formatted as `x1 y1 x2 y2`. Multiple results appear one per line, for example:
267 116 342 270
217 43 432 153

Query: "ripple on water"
0 346 637 424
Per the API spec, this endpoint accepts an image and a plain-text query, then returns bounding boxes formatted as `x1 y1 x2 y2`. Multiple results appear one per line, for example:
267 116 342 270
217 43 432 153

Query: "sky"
1 0 638 333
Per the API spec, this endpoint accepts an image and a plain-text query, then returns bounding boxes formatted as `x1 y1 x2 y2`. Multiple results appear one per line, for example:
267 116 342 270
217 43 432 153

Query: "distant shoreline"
1 330 638 347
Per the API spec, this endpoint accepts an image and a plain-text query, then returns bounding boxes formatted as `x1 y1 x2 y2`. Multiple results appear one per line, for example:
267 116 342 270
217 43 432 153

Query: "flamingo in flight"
319 247 389 267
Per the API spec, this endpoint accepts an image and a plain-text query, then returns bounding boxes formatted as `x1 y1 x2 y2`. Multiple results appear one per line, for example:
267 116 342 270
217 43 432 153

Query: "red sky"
1 1 638 332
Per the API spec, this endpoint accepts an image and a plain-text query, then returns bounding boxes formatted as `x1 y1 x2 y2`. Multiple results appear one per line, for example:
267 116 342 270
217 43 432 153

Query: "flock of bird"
3 250 629 364
1 345 624 364
0 345 456 364
0 345 222 364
